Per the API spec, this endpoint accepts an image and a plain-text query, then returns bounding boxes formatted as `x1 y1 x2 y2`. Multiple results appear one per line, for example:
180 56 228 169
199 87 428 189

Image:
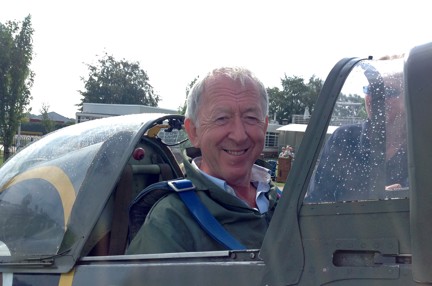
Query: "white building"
264 120 283 158
75 103 178 123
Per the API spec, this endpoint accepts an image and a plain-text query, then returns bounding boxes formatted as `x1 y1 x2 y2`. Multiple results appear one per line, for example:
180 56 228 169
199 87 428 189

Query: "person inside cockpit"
306 59 408 203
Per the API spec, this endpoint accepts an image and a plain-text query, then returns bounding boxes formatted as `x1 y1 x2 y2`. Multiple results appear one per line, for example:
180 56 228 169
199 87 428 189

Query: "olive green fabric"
126 150 279 254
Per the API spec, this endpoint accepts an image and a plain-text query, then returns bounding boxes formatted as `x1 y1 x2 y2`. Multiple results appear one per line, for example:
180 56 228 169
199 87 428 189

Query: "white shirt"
191 157 271 214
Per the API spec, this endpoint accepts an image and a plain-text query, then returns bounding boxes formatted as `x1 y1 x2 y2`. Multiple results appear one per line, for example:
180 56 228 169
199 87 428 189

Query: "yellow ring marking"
1 166 76 226
59 268 75 286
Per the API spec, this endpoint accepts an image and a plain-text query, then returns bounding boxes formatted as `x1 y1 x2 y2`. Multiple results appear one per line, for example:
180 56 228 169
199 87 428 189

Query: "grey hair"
185 67 269 124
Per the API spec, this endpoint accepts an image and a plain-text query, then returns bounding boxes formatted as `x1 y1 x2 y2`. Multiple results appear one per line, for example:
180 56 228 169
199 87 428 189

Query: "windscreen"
305 56 407 203
0 114 148 256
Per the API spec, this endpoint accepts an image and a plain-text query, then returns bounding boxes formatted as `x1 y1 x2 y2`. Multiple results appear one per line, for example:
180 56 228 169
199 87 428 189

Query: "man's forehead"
201 78 259 101
383 73 403 86
364 72 404 97
205 74 257 89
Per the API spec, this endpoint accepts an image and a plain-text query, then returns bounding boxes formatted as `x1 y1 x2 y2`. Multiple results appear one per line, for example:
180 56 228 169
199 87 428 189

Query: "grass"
273 181 285 192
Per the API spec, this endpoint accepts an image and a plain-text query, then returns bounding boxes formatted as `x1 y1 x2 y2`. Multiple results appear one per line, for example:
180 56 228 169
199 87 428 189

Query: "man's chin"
222 167 252 182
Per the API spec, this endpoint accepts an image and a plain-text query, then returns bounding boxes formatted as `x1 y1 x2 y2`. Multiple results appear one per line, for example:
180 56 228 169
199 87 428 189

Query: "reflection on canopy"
1 166 76 226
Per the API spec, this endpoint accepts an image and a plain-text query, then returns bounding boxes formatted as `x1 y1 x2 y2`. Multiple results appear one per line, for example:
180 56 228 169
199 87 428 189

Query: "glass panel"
0 114 149 256
0 115 146 188
156 117 189 166
305 57 408 203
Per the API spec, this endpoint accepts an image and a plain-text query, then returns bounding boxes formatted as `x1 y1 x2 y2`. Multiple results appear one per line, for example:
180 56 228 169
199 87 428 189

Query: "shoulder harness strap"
128 179 246 250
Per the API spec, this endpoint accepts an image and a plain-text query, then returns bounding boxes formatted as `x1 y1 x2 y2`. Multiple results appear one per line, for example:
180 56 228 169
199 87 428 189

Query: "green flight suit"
126 150 279 254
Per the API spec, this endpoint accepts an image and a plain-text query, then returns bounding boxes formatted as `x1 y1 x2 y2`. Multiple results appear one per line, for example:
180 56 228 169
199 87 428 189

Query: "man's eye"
215 117 228 124
244 116 260 124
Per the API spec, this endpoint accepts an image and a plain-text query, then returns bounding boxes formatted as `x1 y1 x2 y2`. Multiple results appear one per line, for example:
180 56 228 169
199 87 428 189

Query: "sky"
1 0 431 119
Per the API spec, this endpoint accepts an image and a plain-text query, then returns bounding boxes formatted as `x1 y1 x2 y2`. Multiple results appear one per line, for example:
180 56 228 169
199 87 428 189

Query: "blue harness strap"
129 179 246 250
168 179 246 250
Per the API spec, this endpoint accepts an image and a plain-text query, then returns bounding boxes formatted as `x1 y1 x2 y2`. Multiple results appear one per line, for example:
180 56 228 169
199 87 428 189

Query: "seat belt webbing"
168 179 246 250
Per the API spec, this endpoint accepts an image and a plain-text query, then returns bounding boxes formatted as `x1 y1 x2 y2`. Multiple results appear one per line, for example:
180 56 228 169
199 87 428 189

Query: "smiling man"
127 67 280 254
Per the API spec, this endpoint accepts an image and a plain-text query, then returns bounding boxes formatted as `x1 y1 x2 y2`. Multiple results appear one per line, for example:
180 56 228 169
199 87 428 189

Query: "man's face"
383 76 406 137
384 90 406 140
365 76 407 139
185 75 268 185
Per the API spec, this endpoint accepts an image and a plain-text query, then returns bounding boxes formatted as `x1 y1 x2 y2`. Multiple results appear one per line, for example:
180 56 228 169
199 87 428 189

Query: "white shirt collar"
191 157 271 213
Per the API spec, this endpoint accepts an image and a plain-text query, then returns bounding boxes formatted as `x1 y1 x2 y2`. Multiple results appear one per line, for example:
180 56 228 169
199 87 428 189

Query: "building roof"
29 112 75 123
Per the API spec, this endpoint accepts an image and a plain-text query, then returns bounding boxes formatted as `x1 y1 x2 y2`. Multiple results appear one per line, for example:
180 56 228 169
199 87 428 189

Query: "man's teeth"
225 149 246 155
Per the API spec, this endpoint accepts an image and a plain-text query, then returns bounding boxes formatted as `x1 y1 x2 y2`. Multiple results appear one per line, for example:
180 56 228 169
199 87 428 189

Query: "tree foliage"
268 75 323 124
333 93 367 119
78 53 159 109
0 15 34 160
179 76 199 115
40 103 55 133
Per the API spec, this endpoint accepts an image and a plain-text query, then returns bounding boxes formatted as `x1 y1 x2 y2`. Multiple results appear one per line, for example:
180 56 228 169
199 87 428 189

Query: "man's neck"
232 183 257 209
386 130 406 160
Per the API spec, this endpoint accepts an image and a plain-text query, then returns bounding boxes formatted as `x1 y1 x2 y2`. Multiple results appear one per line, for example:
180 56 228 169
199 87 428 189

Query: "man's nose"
228 117 248 142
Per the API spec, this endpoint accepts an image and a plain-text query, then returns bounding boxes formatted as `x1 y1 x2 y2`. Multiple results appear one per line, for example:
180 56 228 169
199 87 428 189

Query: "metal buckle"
168 179 195 192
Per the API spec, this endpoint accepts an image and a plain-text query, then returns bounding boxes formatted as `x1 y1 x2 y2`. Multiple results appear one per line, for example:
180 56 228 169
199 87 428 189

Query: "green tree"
303 75 323 113
268 75 323 124
40 103 55 133
179 76 199 115
78 53 159 109
0 15 34 161
333 93 367 119
267 86 285 121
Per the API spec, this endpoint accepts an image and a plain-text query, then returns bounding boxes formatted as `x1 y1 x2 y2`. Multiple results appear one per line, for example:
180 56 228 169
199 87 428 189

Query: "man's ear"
184 118 200 147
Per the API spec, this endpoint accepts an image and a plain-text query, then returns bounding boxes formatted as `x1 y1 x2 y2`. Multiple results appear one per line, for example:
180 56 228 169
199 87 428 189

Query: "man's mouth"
224 149 248 156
